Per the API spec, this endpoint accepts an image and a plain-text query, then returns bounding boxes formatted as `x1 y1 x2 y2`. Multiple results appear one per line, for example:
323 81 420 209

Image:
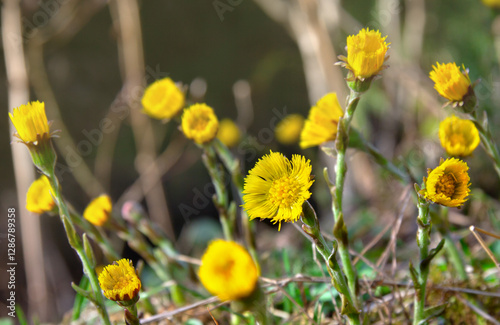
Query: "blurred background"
1 0 500 322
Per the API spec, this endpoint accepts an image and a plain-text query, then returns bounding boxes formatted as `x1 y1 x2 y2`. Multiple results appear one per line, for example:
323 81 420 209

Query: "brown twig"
469 226 500 275
140 296 221 324
108 0 175 239
3 0 51 320
456 294 500 325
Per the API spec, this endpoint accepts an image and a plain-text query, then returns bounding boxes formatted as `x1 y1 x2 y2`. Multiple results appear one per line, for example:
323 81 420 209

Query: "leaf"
71 281 96 304
409 261 420 291
333 213 348 245
420 239 445 272
418 303 447 324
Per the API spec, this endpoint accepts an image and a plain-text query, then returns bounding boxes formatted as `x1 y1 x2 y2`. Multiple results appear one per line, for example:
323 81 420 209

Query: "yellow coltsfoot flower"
430 62 476 111
482 0 500 8
9 101 52 144
181 103 219 145
420 158 471 208
198 239 259 301
338 28 389 91
300 93 344 149
439 115 480 157
98 259 141 302
242 151 314 230
84 194 112 226
9 101 57 174
141 77 185 120
26 175 56 214
217 118 241 148
275 114 304 145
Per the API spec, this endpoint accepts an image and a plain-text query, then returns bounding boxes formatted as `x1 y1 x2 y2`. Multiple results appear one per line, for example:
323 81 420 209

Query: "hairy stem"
331 89 361 307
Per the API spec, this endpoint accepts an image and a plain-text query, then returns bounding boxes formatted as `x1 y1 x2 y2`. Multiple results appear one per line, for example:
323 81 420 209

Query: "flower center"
150 84 167 104
268 176 301 208
191 116 211 131
449 133 466 147
435 173 456 198
216 258 235 279
113 276 130 291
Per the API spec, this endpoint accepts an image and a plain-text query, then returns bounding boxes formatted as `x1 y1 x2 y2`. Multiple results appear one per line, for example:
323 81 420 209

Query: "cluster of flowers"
9 26 498 325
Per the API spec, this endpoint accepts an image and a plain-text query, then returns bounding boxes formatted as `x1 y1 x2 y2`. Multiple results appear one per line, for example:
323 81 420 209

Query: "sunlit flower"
242 151 314 230
141 78 185 120
83 195 112 226
439 115 480 157
26 176 56 214
338 28 389 80
181 103 219 145
300 93 344 149
198 239 259 301
9 101 52 144
217 118 241 148
420 158 471 208
482 0 500 8
430 62 471 103
98 259 141 302
275 114 304 145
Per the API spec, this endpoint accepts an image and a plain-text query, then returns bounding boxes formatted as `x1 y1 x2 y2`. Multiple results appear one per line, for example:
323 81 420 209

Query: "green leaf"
419 303 446 324
71 281 96 304
420 239 445 272
72 276 90 320
82 234 96 268
333 213 348 246
409 261 420 291
16 305 27 325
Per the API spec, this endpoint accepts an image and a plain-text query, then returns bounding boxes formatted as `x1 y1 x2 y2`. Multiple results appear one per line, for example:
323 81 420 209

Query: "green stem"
124 303 140 325
301 202 359 324
213 139 260 269
68 207 120 261
471 111 500 179
47 173 111 325
202 144 233 240
414 199 430 325
331 89 361 307
350 128 409 183
122 203 185 304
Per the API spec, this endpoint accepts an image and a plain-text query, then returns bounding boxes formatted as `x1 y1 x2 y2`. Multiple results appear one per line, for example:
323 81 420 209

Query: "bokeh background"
1 0 500 322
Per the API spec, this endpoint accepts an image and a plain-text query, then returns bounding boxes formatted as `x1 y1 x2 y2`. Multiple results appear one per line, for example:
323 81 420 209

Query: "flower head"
339 28 389 80
243 151 314 230
275 114 304 145
181 103 219 145
198 239 259 301
217 118 241 148
300 93 344 149
482 0 500 8
84 195 112 226
430 62 472 104
9 101 52 144
420 158 471 208
98 259 141 301
26 176 56 214
141 78 185 120
439 115 480 157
